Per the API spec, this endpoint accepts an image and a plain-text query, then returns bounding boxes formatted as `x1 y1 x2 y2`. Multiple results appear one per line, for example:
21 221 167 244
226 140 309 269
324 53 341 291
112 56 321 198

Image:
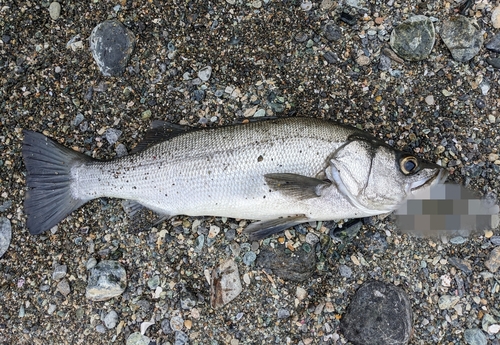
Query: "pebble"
47 304 56 315
210 259 242 308
115 144 128 157
485 247 500 273
305 232 319 245
52 264 67 280
242 251 256 266
126 332 150 345
300 1 312 11
440 16 482 62
323 23 342 42
197 66 212 82
105 128 122 145
277 308 290 319
438 295 460 310
340 281 412 345
85 260 127 301
175 331 189 345
424 95 435 105
450 236 467 244
0 217 12 258
56 279 70 296
253 109 266 117
356 55 370 66
389 15 435 61
463 328 487 345
170 316 184 331
89 20 136 77
339 264 353 278
49 2 61 20
490 236 500 246
448 257 472 274
492 6 500 28
296 286 307 301
103 310 119 329
95 324 106 333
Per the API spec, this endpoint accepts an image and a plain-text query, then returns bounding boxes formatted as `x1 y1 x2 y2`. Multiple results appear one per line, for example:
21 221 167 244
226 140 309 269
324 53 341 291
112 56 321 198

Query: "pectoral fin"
264 173 331 200
244 215 309 240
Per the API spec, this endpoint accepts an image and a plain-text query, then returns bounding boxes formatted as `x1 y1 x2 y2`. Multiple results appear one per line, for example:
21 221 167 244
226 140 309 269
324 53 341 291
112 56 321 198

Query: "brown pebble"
375 17 385 25
485 246 500 273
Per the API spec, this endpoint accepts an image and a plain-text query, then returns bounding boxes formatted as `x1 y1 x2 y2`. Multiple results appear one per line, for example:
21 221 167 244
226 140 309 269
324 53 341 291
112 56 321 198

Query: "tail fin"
22 130 93 235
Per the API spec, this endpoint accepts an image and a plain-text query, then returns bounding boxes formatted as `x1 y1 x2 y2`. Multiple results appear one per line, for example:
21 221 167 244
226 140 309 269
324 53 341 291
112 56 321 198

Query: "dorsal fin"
130 121 195 154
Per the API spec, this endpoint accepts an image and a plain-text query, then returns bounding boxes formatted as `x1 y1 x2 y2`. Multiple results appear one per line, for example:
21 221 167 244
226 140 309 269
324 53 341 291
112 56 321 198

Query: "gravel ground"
1 0 500 344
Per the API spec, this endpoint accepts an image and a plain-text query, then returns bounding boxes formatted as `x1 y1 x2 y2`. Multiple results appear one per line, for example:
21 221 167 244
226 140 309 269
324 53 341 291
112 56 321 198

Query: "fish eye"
400 156 419 175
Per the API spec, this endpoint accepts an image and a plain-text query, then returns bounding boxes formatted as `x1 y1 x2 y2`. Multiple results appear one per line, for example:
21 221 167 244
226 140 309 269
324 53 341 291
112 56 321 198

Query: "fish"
22 117 448 239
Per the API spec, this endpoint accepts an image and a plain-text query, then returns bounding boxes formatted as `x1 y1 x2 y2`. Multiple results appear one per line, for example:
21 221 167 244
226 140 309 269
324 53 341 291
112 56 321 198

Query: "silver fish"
22 117 448 239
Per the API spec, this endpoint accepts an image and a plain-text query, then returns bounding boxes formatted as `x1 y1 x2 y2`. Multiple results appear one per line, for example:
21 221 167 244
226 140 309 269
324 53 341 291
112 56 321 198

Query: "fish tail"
22 130 93 235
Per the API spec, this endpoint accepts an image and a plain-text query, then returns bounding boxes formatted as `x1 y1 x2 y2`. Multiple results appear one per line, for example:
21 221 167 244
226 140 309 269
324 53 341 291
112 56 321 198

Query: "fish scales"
76 118 357 219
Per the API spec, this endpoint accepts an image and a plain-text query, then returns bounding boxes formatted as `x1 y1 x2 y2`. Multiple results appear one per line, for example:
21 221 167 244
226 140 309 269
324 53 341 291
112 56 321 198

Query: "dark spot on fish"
263 195 266 198
257 155 263 162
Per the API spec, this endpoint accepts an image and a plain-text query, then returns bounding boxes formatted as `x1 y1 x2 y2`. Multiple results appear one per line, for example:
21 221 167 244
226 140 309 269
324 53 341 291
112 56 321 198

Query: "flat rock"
256 244 316 282
89 20 135 77
85 260 127 301
210 259 242 308
340 281 413 345
440 16 482 62
464 328 487 345
486 32 500 53
485 246 500 273
390 15 435 61
0 217 11 258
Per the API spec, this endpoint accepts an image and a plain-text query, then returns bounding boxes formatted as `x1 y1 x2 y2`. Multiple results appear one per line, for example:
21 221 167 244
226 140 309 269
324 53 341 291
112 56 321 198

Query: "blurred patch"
395 183 499 236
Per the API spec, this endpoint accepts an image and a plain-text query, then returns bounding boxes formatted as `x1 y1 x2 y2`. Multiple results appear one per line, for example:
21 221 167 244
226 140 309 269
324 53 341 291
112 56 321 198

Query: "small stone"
242 251 257 266
356 55 370 66
52 264 67 280
488 153 499 162
323 22 342 42
450 236 467 244
492 6 500 28
339 264 353 278
47 304 57 315
463 328 487 345
301 1 312 11
277 309 290 319
424 95 435 105
253 109 266 117
86 260 127 301
340 281 412 345
440 16 483 62
0 217 12 258
175 331 189 345
126 332 150 345
323 51 339 64
390 15 435 61
90 20 136 77
197 66 212 81
320 0 334 10
491 236 500 245
296 287 307 301
210 259 242 308
448 257 472 274
438 295 460 310
105 128 122 145
49 2 61 20
485 32 500 52
485 246 500 273
170 316 184 332
95 324 106 333
56 279 70 296
103 310 119 329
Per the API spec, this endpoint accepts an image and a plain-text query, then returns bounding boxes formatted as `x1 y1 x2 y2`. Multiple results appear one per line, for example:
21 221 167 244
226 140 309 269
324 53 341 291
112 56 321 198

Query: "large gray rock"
390 15 435 61
89 20 135 77
441 16 483 62
86 260 127 301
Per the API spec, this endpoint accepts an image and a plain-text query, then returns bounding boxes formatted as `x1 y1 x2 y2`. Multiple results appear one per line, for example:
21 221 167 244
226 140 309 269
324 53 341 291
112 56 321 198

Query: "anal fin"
244 215 309 240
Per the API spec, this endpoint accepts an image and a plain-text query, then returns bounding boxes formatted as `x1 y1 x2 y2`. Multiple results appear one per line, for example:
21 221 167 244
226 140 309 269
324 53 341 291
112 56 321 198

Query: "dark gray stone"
255 244 316 282
323 23 342 42
389 15 435 61
440 16 482 62
448 256 472 274
485 32 500 52
90 20 136 77
340 281 413 345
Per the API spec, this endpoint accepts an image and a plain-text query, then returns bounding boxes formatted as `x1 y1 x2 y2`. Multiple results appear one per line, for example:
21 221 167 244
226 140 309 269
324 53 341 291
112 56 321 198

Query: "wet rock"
86 260 127 301
49 2 61 20
0 217 11 258
485 246 500 273
90 20 136 77
256 244 316 282
210 259 242 308
440 16 482 62
323 22 342 41
464 328 487 345
340 281 412 345
390 15 435 61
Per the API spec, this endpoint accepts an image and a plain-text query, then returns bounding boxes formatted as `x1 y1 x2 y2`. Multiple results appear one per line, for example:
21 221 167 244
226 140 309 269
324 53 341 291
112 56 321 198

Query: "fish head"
328 134 448 214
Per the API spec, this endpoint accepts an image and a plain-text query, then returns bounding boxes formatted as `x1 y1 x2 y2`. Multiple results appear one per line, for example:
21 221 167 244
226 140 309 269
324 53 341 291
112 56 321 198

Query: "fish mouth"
409 167 448 193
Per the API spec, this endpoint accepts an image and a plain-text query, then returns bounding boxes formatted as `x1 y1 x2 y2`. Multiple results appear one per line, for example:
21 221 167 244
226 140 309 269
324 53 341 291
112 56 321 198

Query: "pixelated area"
395 184 499 233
